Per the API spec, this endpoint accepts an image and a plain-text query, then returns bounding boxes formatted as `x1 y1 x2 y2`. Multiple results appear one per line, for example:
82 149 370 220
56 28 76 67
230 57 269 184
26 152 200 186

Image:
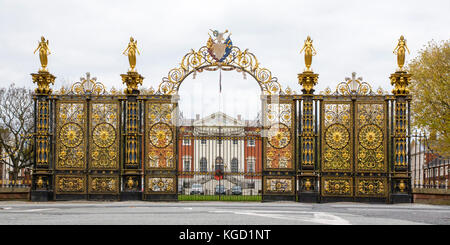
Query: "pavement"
0 201 449 225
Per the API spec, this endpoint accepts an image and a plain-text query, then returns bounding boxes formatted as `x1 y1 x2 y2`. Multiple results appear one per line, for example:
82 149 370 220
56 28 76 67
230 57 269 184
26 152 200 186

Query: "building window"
182 139 191 146
231 158 238 173
248 139 255 147
247 158 255 173
200 158 207 173
183 159 191 172
215 157 224 171
233 139 238 145
217 139 222 144
201 139 207 144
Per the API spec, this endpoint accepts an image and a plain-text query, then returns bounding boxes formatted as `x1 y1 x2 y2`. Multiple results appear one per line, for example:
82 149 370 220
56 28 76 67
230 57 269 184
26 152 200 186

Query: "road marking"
17 208 54 212
210 210 351 225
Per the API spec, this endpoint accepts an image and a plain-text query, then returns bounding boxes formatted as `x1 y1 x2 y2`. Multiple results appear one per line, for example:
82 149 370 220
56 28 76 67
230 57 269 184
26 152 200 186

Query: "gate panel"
321 101 354 198
89 102 120 170
320 99 389 200
355 102 388 198
321 102 352 173
55 101 87 198
355 102 386 173
262 97 296 201
88 101 120 198
144 100 177 200
55 101 87 170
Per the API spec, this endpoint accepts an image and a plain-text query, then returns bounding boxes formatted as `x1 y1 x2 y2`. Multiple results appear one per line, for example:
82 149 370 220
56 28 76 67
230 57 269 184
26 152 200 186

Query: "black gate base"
30 190 53 202
88 194 119 201
54 194 87 201
262 195 296 202
120 192 142 201
143 194 178 201
298 192 319 203
320 196 388 203
390 193 412 204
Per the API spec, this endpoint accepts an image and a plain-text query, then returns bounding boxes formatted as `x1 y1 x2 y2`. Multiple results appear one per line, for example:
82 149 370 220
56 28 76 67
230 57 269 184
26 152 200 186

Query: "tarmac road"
0 201 449 225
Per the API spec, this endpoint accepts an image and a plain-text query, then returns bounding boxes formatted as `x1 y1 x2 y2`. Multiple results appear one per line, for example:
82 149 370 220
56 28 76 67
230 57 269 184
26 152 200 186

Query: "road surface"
0 201 448 225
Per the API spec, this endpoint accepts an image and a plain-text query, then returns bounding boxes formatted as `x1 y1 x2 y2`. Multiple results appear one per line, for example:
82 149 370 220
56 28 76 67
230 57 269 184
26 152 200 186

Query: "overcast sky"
0 0 449 119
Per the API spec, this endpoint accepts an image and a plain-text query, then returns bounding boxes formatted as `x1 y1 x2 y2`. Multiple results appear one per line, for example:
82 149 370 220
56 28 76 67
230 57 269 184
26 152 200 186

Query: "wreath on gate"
214 169 224 180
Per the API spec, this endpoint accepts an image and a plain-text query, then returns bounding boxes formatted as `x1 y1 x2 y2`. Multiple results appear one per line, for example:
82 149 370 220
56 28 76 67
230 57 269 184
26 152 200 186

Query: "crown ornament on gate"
322 72 378 96
69 72 106 95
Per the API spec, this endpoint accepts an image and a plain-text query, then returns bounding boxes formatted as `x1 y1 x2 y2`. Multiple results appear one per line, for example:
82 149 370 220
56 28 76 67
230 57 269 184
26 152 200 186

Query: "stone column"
120 71 144 200
389 71 412 203
30 71 55 201
297 71 319 202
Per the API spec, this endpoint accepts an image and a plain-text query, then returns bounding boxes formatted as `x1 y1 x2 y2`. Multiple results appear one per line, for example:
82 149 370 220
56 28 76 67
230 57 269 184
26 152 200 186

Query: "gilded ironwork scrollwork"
322 177 352 196
69 72 106 95
325 124 350 150
90 102 119 169
89 176 119 194
56 102 86 170
321 72 377 96
55 175 86 194
267 123 291 149
60 123 83 148
149 122 173 148
147 177 175 193
157 44 282 95
146 103 175 169
265 177 294 193
322 103 352 172
356 103 386 172
264 103 293 170
356 177 387 197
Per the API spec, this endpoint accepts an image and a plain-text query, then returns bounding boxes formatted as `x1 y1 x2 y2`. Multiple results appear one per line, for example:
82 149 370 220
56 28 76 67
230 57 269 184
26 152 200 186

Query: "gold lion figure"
34 36 51 72
393 35 410 71
123 37 140 72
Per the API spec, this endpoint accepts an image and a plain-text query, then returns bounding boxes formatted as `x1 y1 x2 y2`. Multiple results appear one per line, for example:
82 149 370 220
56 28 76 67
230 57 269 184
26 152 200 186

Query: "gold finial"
393 35 410 71
300 36 317 72
33 36 51 72
123 37 140 72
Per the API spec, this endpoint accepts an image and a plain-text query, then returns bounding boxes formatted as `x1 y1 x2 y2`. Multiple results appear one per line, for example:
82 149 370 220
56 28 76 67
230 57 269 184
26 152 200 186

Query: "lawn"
178 194 262 201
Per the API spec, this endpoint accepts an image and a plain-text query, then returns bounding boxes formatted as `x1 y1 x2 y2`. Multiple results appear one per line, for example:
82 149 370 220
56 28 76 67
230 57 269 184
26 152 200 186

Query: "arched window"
200 158 207 173
215 157 224 171
231 158 238 173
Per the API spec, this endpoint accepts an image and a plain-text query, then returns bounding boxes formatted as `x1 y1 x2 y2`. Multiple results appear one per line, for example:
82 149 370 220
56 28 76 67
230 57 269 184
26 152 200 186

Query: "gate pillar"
389 70 412 203
30 70 56 201
297 71 319 202
120 71 144 200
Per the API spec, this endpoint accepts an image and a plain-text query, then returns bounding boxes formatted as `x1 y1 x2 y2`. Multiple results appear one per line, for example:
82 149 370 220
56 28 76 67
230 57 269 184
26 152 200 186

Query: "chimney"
237 114 241 121
196 114 200 120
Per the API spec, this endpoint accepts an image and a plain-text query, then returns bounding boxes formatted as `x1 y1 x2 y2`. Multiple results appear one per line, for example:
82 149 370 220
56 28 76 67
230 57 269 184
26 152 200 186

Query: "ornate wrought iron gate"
320 95 389 202
30 32 412 203
53 83 122 200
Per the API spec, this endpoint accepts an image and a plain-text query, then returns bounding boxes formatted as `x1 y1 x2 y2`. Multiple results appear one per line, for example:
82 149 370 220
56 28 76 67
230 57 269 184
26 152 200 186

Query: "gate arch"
156 45 282 95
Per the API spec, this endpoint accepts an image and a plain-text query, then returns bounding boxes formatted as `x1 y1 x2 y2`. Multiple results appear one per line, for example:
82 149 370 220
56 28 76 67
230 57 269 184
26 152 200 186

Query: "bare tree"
0 84 34 183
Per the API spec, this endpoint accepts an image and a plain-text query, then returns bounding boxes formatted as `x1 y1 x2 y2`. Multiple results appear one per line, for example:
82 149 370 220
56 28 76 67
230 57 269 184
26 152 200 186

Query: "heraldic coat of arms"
207 29 233 62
